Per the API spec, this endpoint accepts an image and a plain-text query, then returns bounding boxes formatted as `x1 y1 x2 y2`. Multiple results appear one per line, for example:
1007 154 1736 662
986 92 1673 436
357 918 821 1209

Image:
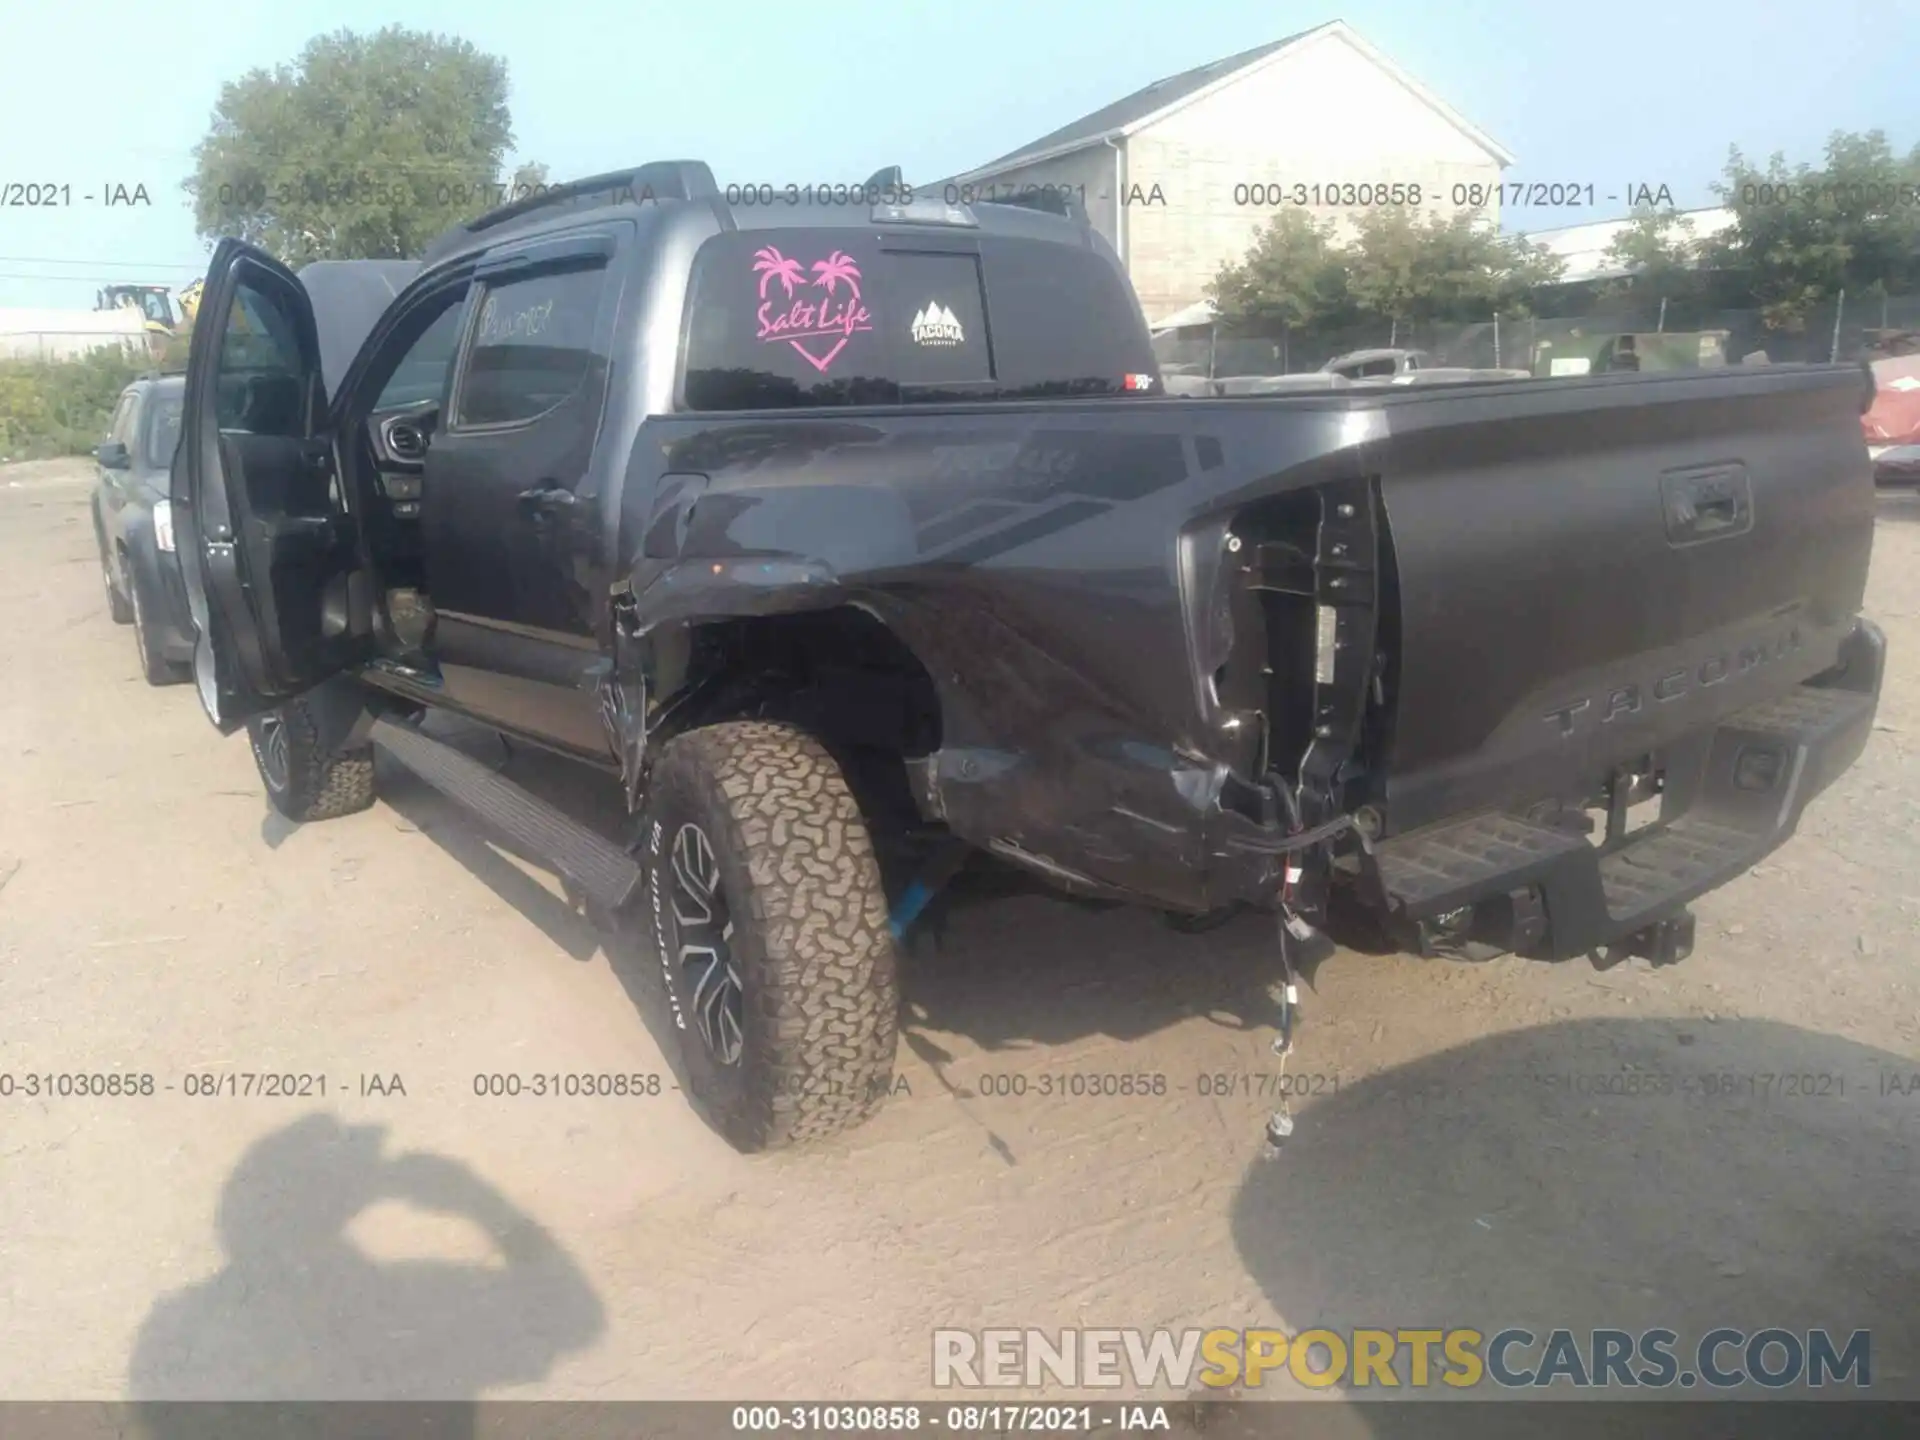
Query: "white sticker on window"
910 302 965 347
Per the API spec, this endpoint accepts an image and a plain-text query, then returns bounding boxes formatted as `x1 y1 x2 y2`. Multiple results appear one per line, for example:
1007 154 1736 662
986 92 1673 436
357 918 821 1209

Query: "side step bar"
368 716 642 913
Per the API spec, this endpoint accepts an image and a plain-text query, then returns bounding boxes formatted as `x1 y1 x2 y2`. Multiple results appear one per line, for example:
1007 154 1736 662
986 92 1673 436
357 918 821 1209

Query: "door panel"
421 238 618 753
173 239 374 731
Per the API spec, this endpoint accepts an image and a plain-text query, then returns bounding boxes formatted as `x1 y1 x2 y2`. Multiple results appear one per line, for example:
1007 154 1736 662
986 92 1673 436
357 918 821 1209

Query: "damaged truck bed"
172 162 1885 1152
627 365 1883 954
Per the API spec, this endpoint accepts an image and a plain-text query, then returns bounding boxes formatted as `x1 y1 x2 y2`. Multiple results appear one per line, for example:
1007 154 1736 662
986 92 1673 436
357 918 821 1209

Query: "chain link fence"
1155 295 1920 381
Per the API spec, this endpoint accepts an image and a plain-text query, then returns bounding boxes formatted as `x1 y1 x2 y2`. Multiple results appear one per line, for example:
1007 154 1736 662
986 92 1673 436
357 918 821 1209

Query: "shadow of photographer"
1228 1015 1918 1417
128 1113 606 1437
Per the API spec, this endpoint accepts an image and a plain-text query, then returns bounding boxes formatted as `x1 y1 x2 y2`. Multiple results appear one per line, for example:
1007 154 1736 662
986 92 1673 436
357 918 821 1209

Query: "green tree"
1342 208 1564 323
185 26 517 265
1603 206 1700 288
1207 210 1354 332
1594 205 1705 318
1704 129 1920 332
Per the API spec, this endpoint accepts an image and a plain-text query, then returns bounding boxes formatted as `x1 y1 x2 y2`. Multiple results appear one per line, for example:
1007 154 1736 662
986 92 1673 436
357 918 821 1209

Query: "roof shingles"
973 26 1322 173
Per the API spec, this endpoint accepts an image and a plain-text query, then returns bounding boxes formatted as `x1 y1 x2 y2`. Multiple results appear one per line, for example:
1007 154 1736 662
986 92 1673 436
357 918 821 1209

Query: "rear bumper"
1873 448 1920 487
1369 619 1886 960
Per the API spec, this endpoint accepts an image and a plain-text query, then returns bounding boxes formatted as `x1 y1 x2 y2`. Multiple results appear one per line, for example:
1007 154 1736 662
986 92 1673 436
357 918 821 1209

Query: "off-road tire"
128 561 187 686
247 696 377 823
640 721 900 1153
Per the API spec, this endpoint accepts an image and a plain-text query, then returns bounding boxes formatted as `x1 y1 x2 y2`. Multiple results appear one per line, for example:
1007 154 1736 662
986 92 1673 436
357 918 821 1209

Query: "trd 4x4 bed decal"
752 246 872 373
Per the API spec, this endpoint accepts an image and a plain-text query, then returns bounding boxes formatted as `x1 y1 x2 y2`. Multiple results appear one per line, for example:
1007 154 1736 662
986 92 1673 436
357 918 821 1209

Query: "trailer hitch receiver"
1625 909 1696 967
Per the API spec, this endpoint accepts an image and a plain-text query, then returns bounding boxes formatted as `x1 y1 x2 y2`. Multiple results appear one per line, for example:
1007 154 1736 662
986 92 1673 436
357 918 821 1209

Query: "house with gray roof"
948 20 1514 326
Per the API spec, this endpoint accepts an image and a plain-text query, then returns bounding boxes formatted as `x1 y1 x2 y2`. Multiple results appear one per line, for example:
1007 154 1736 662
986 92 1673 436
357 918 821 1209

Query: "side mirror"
95 440 131 469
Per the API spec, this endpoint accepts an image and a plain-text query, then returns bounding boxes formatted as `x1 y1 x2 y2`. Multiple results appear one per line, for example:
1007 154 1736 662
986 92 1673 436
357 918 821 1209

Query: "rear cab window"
680 225 1155 410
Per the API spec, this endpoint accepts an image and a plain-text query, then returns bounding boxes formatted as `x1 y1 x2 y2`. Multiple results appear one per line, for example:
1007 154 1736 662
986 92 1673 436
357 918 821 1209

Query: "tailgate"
1372 366 1876 834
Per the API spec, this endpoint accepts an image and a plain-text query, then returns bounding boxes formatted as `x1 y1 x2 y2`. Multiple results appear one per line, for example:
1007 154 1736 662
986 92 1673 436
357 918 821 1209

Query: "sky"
1 0 1914 310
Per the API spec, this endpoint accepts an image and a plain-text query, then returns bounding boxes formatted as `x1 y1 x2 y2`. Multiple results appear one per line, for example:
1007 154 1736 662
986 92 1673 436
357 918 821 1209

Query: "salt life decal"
910 301 965 347
752 246 872 372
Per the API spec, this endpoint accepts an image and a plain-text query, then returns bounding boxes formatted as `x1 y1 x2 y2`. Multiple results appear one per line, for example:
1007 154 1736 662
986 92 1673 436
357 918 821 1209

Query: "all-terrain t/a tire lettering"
248 695 377 823
642 721 900 1153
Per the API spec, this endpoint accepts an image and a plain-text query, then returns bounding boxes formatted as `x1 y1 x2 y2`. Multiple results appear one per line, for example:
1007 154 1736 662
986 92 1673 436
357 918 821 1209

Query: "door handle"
1661 463 1753 547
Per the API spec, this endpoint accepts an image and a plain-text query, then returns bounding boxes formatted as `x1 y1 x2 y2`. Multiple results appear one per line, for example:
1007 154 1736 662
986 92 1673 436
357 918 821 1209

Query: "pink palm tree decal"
753 246 805 300
810 251 862 301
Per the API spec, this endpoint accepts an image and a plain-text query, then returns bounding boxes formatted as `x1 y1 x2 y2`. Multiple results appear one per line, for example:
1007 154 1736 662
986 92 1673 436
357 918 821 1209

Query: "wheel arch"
609 592 947 831
671 603 940 783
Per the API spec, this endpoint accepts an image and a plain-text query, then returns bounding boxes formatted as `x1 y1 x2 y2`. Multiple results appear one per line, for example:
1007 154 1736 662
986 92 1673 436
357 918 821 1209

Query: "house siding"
945 147 1121 256
1121 30 1506 322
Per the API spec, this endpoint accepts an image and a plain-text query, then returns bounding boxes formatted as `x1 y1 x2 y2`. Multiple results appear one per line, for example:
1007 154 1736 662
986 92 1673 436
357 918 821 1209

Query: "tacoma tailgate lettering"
1543 626 1804 737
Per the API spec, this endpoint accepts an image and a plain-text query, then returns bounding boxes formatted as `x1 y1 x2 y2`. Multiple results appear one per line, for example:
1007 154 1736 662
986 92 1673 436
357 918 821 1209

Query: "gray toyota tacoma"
170 162 1886 1152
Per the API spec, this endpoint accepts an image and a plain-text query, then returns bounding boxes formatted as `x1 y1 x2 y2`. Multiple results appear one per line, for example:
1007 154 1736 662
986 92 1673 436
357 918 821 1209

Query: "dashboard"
369 402 437 521
364 402 437 580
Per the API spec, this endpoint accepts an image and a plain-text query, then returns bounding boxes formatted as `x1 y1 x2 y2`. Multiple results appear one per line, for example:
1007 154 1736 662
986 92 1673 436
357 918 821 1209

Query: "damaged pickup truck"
171 161 1886 1153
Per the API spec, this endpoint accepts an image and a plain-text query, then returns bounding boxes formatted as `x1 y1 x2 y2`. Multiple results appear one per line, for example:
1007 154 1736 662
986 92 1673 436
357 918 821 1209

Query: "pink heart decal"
752 246 873 374
790 336 849 373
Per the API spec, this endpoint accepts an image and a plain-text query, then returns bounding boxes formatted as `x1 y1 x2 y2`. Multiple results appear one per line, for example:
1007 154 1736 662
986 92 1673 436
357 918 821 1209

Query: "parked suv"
92 374 192 684
171 161 1884 1155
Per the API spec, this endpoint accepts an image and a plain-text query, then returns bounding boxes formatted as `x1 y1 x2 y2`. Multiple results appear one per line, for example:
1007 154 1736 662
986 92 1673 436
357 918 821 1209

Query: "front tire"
248 695 377 822
640 722 900 1153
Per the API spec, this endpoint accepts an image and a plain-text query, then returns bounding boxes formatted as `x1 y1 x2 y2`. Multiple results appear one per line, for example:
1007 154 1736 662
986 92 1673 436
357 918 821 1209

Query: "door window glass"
452 264 608 427
373 300 467 412
215 281 308 437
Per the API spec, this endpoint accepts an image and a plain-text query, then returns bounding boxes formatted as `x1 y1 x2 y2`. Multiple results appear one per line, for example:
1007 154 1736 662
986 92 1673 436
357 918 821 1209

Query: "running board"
368 716 641 913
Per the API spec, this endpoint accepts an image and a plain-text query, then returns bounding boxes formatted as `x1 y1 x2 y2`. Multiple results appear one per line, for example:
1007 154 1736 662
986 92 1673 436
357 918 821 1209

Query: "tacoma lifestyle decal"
753 246 872 372
910 301 965 347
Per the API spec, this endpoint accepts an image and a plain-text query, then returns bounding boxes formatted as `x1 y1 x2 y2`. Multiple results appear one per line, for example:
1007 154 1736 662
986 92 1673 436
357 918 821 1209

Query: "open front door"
173 239 376 732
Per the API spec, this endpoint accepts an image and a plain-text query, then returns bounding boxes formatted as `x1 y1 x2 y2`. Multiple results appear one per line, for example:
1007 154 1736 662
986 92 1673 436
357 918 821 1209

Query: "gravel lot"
1 456 1915 1403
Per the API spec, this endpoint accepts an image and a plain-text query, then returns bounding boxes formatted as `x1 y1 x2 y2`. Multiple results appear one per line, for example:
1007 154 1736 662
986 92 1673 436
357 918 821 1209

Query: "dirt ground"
0 455 1915 1405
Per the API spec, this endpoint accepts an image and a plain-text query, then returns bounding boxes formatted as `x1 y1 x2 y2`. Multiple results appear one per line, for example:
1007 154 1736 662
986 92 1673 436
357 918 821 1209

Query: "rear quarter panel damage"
617 406 1355 911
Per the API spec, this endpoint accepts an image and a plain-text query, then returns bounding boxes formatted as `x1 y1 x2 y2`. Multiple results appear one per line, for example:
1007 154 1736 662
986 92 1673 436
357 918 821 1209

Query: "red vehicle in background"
1864 350 1920 487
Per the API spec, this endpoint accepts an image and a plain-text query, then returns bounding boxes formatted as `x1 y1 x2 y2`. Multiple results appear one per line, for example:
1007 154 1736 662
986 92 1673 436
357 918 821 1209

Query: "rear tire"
639 721 900 1153
128 561 187 686
101 539 133 625
248 695 377 822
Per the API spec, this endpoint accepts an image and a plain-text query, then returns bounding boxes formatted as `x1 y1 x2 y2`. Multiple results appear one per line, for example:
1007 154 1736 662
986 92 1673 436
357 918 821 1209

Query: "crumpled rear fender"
603 416 1297 913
